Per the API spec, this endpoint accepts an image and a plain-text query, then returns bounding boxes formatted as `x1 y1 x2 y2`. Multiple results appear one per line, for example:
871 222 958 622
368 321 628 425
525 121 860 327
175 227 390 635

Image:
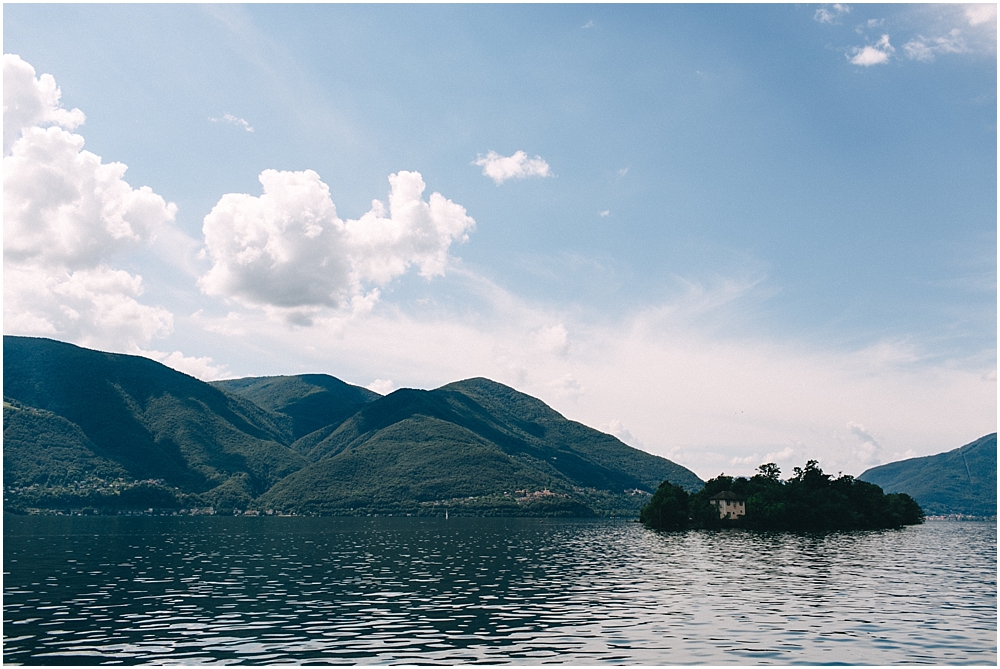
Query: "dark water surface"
3 516 995 664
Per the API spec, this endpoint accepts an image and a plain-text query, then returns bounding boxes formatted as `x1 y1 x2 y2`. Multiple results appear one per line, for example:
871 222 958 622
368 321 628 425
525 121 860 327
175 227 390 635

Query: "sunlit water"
3 516 995 664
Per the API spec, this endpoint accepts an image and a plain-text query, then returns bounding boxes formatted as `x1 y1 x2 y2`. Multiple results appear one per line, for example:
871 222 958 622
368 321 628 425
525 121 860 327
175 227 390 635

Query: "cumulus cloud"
474 150 551 185
3 54 178 350
849 34 895 66
367 378 395 395
3 54 84 155
4 265 173 351
815 4 850 24
199 168 474 322
141 349 228 381
210 113 254 132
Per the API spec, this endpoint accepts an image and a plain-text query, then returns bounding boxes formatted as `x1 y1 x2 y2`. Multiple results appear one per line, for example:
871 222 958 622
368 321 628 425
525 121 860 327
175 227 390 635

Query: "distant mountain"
859 434 997 516
3 336 701 516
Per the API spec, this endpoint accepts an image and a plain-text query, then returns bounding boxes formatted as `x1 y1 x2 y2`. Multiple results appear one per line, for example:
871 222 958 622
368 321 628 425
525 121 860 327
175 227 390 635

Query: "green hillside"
3 336 303 509
858 434 997 516
3 336 701 517
256 379 702 516
213 374 379 442
3 398 128 487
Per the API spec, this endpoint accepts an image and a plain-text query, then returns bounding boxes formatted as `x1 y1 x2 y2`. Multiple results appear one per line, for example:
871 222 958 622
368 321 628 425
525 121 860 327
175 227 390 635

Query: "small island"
641 460 924 531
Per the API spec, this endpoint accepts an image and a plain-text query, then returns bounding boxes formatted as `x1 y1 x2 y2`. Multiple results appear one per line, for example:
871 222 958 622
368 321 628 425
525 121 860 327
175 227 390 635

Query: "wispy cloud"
815 4 850 25
849 34 894 66
186 267 996 480
582 20 595 29
474 150 552 185
210 112 254 132
904 30 968 62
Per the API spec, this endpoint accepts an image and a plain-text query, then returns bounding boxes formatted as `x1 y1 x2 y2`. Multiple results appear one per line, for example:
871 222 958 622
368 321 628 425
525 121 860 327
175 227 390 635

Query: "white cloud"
763 447 796 464
533 324 570 356
141 349 228 381
602 419 643 448
210 113 254 133
847 421 882 465
4 265 174 351
199 169 474 322
617 167 629 176
582 20 595 29
598 210 610 217
4 125 176 270
904 29 969 62
367 378 395 395
3 54 178 351
815 4 850 24
473 150 551 185
849 34 895 66
965 4 997 27
3 54 84 155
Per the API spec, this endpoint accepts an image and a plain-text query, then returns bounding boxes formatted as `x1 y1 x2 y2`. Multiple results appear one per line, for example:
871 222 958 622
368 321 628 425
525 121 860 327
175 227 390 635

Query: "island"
641 461 924 531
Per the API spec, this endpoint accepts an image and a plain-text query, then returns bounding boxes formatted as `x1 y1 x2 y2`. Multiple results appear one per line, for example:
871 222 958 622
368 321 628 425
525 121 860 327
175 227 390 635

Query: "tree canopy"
642 461 924 531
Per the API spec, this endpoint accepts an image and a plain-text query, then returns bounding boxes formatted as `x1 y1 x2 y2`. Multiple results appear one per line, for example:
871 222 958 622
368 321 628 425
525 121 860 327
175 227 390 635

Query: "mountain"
3 336 701 516
3 336 304 510
255 378 703 515
858 434 997 516
212 375 379 443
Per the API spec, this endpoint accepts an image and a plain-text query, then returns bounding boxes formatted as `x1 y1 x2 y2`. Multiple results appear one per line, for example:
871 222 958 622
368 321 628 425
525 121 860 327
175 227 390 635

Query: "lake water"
3 516 995 665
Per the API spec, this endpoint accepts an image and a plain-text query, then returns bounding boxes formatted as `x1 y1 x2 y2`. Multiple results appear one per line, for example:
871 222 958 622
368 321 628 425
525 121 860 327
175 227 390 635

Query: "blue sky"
4 4 996 479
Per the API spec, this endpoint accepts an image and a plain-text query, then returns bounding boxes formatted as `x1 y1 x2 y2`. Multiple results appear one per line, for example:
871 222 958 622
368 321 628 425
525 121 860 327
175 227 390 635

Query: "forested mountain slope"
4 336 702 516
859 434 996 516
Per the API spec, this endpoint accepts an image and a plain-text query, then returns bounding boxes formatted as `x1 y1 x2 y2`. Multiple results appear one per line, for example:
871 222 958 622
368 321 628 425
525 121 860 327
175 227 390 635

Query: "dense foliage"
4 336 702 517
642 461 925 531
859 434 996 517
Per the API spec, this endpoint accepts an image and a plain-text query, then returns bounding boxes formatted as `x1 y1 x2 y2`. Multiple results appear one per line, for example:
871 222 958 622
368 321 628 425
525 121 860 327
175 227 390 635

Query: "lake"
3 516 995 664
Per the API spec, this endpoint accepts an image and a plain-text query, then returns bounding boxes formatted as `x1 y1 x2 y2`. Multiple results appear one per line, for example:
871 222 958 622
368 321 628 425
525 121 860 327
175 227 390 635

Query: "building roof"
710 491 744 501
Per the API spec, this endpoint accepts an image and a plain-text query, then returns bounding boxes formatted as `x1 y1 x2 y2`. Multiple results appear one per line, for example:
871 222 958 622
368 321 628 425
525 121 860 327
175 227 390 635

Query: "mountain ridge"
859 434 996 516
3 336 701 516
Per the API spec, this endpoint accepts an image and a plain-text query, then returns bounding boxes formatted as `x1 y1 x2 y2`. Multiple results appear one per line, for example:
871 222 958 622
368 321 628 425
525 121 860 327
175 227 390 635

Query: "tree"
640 481 690 530
756 463 781 481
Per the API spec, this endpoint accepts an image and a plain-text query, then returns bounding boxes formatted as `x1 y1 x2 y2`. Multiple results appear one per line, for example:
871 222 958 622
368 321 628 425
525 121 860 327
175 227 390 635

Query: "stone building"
709 491 745 520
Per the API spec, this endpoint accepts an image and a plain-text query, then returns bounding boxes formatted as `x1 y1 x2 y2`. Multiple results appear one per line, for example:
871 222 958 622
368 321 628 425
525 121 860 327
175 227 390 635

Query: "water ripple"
4 517 996 664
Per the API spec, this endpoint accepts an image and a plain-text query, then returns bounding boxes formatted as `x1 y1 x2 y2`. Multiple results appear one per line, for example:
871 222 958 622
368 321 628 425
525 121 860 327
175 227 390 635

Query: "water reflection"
4 517 996 664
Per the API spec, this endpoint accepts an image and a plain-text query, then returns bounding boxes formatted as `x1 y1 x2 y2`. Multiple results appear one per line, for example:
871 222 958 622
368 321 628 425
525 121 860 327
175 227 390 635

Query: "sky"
3 3 996 481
